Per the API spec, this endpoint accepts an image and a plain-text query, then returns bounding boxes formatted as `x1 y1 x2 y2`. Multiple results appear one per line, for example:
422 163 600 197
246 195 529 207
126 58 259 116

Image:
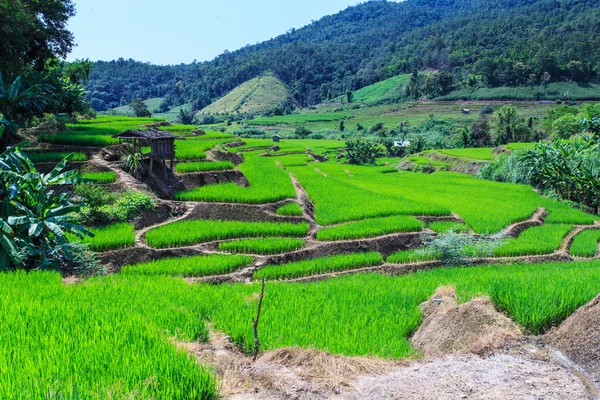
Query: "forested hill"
87 0 600 112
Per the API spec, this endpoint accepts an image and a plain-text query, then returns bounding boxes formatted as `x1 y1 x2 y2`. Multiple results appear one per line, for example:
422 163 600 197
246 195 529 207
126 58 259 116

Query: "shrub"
420 229 504 265
345 139 382 165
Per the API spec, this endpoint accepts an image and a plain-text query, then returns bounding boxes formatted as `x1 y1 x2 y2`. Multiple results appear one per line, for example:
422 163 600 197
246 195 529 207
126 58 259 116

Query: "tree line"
86 0 600 112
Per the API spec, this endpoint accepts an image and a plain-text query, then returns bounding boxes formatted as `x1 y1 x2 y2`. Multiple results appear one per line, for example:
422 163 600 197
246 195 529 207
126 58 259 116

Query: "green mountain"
86 0 600 112
200 74 295 116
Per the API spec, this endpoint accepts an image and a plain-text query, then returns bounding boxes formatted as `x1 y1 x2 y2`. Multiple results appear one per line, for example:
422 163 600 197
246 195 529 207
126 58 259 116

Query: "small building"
393 140 411 148
272 134 283 143
113 129 177 172
462 109 471 115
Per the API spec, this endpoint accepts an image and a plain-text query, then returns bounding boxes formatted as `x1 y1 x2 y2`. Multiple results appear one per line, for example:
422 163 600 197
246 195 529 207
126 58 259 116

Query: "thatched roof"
113 129 176 141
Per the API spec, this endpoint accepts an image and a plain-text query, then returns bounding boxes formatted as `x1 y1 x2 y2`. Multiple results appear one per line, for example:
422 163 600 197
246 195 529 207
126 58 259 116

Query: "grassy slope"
335 74 411 104
439 82 600 101
113 97 165 114
201 74 293 115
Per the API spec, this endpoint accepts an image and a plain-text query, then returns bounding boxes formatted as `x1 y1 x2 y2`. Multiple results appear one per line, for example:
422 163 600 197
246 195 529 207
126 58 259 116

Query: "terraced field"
9 116 600 399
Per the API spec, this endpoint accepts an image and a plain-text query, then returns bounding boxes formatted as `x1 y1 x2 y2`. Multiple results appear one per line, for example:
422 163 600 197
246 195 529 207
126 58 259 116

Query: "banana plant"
0 121 93 271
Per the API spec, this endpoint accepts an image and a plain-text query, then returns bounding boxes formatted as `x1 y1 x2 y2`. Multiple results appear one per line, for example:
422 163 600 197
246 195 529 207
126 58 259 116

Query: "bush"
345 139 382 165
77 185 155 224
295 126 312 138
480 105 494 116
419 229 503 266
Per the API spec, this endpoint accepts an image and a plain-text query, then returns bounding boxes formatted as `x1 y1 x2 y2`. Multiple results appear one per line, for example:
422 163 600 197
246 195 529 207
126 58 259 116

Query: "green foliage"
0 272 217 399
316 216 424 241
175 161 234 173
146 219 309 249
294 126 312 138
129 98 152 118
77 171 117 184
24 151 87 163
552 114 582 139
254 252 383 280
218 238 305 255
276 203 304 216
491 105 532 145
494 224 573 257
201 74 295 116
122 254 253 277
437 148 494 161
69 223 135 252
420 229 503 265
0 1 75 78
175 155 296 204
478 150 531 184
570 229 600 257
122 150 147 179
387 249 439 264
289 162 595 231
0 148 92 271
428 221 470 233
76 185 155 224
345 139 382 165
469 116 492 147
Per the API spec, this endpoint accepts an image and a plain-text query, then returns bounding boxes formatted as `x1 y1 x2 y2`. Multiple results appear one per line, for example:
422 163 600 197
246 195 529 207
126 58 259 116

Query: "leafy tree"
345 139 382 165
491 106 531 145
177 109 196 125
129 98 152 118
552 114 582 139
346 90 353 104
0 0 75 78
294 126 312 138
405 71 422 100
339 120 345 132
470 116 492 147
422 71 453 98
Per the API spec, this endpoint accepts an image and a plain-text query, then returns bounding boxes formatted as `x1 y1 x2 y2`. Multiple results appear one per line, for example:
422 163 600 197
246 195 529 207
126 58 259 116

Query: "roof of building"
112 129 176 140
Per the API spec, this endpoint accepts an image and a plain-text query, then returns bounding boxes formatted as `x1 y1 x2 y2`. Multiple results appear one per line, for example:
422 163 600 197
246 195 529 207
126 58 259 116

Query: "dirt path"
182 329 592 400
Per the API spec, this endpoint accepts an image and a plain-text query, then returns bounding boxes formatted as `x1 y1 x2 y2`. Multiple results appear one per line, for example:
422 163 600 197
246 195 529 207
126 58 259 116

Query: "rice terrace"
3 0 600 399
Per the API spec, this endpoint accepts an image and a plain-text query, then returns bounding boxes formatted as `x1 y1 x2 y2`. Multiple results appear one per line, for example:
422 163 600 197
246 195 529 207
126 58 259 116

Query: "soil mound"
411 287 522 357
547 294 600 380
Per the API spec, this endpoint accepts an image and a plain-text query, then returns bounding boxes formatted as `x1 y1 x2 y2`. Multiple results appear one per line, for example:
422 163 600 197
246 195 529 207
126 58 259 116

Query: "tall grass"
288 162 596 231
24 152 88 163
316 216 424 241
254 252 383 280
78 171 117 184
175 155 296 204
176 161 234 173
200 260 600 358
437 148 495 161
493 224 573 257
218 238 305 255
570 229 600 257
0 272 217 399
276 203 304 216
122 254 252 277
146 220 309 249
428 221 470 233
387 249 439 264
175 139 234 160
69 223 135 252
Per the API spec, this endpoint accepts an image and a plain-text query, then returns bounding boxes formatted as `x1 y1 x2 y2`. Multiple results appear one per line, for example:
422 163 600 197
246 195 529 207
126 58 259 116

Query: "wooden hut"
113 129 176 172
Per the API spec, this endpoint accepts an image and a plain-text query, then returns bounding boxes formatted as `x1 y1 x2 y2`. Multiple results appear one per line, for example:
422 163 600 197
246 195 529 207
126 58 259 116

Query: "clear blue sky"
67 0 367 65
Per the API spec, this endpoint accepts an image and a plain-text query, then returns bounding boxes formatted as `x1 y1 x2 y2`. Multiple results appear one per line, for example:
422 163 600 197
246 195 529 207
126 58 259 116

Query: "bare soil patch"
412 287 522 357
183 328 590 400
547 294 600 382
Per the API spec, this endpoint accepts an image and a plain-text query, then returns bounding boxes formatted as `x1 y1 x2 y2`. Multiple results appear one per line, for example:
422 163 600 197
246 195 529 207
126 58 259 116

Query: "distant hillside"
200 74 295 116
87 0 600 111
336 74 411 104
112 97 165 115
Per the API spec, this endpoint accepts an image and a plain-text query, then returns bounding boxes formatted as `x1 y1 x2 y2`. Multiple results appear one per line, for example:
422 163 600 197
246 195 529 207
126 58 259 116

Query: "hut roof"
112 129 176 141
